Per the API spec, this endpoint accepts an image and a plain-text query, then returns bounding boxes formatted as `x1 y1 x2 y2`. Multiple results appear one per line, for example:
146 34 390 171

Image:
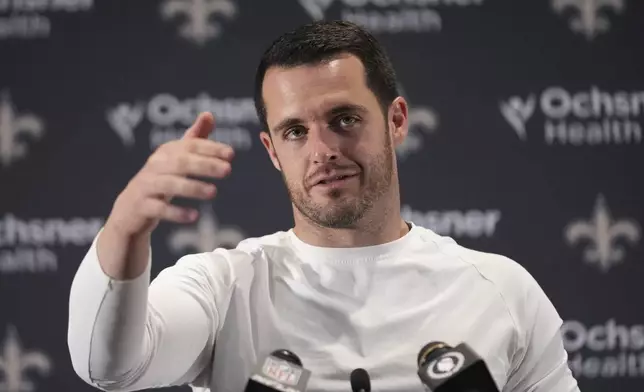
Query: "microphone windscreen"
350 368 371 392
270 349 303 367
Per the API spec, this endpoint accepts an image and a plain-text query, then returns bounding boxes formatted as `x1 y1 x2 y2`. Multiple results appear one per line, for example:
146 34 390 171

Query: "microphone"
416 341 499 392
350 368 371 392
245 349 312 392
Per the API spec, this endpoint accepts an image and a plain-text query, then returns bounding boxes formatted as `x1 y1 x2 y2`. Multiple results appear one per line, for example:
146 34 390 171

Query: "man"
67 20 580 392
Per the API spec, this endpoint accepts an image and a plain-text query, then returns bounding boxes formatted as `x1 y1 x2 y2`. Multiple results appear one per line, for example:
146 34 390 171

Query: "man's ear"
388 96 409 148
260 131 281 171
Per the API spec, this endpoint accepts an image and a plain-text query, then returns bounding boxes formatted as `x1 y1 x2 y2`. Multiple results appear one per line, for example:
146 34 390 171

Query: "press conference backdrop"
1 0 643 391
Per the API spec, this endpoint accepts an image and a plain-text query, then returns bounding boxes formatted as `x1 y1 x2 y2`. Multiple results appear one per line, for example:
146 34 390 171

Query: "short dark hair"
253 20 400 132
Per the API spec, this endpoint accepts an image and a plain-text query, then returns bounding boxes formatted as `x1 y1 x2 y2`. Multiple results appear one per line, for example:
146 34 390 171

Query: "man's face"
260 54 407 229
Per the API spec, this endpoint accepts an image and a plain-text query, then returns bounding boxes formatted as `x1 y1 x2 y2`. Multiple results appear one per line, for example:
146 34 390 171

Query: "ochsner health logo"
401 205 501 238
500 86 643 145
562 319 644 379
0 214 104 273
106 92 257 152
298 0 484 34
0 0 93 40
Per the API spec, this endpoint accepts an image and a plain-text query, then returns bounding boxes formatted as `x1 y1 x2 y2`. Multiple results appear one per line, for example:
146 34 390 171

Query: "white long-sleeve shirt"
67 222 580 392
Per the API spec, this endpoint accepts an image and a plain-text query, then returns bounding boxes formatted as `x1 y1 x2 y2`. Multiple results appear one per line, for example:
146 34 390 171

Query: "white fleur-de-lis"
552 0 625 40
0 325 51 392
161 0 237 45
0 90 44 168
565 194 640 272
169 204 245 253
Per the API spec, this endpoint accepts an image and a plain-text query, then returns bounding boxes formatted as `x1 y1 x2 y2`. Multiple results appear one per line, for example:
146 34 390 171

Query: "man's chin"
312 211 363 229
293 198 358 225
309 193 358 208
319 203 367 225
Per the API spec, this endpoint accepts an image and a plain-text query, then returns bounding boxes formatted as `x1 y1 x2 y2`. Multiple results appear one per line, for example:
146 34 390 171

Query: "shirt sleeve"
503 265 581 392
67 231 232 392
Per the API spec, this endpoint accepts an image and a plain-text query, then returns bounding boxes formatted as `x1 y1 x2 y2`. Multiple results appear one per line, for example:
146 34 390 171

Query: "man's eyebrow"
272 117 303 135
328 103 369 116
270 103 369 135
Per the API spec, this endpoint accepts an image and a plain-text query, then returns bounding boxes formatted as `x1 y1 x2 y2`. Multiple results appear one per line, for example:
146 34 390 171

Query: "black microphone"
350 368 371 392
245 349 312 392
416 341 499 392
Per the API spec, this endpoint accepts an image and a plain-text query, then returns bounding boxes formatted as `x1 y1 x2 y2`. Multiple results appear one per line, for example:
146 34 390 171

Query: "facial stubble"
278 129 395 229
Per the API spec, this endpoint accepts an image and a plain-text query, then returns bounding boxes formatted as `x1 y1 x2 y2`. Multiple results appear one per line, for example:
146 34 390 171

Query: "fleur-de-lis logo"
160 0 237 45
0 325 52 392
565 194 641 272
0 90 44 168
168 204 245 253
552 0 625 40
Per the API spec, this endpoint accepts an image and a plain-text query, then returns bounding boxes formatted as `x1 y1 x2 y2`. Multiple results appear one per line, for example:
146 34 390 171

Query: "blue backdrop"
1 1 643 391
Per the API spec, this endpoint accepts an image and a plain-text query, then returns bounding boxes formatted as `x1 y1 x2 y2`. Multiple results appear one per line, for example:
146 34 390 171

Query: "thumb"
183 112 215 139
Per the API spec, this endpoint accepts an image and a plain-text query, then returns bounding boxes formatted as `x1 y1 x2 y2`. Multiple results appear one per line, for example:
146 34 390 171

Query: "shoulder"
154 230 292 287
414 225 560 330
414 225 538 293
234 230 294 254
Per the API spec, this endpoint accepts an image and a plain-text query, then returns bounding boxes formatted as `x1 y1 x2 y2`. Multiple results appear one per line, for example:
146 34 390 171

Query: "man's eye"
285 127 306 140
337 115 360 128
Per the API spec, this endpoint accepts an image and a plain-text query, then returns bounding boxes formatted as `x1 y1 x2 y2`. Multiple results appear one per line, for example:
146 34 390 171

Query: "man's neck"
291 203 410 248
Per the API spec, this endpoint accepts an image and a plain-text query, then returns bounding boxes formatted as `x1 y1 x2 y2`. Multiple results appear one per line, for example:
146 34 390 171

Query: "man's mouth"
317 174 355 185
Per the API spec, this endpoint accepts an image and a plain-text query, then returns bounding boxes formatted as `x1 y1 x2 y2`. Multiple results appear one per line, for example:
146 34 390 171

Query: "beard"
280 132 395 229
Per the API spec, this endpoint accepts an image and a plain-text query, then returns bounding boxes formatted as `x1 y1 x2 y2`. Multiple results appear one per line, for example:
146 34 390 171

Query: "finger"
145 147 232 178
168 154 232 178
183 112 215 140
145 175 217 200
184 138 235 161
140 198 199 223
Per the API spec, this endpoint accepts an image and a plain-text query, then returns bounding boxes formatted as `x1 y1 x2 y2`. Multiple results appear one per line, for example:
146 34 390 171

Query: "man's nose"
308 127 340 164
